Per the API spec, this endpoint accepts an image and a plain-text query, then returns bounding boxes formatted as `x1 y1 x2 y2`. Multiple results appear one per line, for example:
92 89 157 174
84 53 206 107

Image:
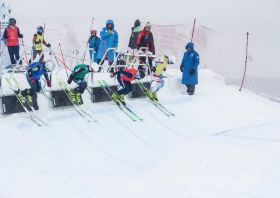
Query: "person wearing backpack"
88 30 100 63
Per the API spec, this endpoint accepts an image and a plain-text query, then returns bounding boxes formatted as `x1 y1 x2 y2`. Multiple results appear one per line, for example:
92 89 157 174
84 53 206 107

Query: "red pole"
136 45 153 61
82 18 94 64
239 32 249 91
100 49 118 70
191 18 196 43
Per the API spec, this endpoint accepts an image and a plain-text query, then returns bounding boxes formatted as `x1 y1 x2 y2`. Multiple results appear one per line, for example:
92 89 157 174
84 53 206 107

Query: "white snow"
0 69 280 197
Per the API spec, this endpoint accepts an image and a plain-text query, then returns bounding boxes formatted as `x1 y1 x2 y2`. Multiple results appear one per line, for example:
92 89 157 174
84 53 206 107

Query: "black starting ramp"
2 93 39 115
52 90 83 108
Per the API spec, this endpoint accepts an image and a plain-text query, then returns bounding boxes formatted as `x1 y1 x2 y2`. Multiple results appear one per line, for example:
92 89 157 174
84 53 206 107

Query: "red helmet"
91 30 97 34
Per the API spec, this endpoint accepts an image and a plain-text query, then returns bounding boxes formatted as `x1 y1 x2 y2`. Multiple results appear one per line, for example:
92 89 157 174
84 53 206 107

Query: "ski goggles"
9 23 16 26
145 24 151 29
38 29 44 33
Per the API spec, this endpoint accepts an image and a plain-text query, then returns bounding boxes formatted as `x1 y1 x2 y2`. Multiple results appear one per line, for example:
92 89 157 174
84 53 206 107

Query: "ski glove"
46 43 51 48
18 34 23 38
153 51 155 55
30 77 36 84
110 72 115 78
4 35 9 39
190 68 196 75
35 39 41 44
151 67 156 72
47 80 51 87
180 66 184 72
67 74 74 84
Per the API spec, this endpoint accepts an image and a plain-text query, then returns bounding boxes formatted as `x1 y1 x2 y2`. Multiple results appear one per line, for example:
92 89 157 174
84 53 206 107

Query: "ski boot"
145 89 153 100
75 92 82 105
14 89 26 106
111 92 120 105
26 95 33 106
152 92 158 101
118 94 126 105
68 90 77 103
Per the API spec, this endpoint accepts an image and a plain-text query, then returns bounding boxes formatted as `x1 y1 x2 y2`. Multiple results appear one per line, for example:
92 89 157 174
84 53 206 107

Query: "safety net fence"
1 19 280 102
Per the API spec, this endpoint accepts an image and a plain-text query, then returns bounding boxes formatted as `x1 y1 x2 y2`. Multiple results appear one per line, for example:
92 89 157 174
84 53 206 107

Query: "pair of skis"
5 77 47 126
135 79 175 117
98 80 142 121
56 78 97 122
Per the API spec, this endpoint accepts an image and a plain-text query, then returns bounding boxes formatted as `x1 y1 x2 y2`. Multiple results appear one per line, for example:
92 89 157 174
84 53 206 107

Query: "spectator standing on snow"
3 18 23 66
96 20 119 72
180 42 200 95
128 19 141 50
136 22 155 70
88 30 100 63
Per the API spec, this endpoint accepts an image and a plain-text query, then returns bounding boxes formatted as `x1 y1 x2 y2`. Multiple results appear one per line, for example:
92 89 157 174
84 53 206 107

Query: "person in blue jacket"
180 42 200 95
96 20 119 72
88 30 100 63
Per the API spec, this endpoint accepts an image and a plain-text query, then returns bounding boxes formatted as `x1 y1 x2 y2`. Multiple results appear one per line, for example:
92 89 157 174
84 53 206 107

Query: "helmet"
37 26 44 34
91 30 97 34
168 55 176 65
44 60 55 72
136 69 145 80
8 18 16 25
91 62 99 72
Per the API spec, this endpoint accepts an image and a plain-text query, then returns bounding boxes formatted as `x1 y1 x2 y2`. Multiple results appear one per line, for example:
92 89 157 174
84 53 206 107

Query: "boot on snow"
145 89 153 100
75 92 82 105
26 95 33 106
68 90 77 103
118 94 126 105
152 92 158 101
14 89 26 106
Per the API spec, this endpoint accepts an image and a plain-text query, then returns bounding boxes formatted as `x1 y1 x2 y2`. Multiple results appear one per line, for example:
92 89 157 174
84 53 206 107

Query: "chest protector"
7 27 19 46
35 33 44 50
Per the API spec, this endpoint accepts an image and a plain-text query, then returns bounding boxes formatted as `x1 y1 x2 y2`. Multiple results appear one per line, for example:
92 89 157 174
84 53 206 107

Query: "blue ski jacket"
97 20 119 62
180 42 200 85
26 62 47 80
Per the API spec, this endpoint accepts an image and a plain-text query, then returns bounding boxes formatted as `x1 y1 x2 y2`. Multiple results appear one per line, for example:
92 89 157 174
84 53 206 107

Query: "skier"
180 42 200 95
146 55 176 101
96 20 119 72
136 22 155 70
67 64 93 104
88 30 100 63
110 68 145 105
15 60 54 106
31 26 51 63
3 18 23 66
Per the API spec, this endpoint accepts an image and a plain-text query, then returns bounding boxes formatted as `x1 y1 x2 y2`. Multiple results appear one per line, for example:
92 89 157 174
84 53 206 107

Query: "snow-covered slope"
0 69 280 198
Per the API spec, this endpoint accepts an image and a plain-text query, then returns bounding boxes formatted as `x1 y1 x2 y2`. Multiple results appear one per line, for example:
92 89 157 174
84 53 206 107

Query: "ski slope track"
1 69 280 198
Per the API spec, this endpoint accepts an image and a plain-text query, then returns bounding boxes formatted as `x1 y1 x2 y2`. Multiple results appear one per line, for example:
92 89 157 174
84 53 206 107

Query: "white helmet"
91 62 99 72
44 60 55 72
168 55 176 65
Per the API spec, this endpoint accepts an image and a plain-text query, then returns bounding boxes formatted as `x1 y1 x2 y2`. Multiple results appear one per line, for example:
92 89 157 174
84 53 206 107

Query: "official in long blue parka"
180 42 200 95
96 20 119 72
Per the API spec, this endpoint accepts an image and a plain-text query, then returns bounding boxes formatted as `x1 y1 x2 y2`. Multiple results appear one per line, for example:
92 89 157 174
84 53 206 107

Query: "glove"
67 74 74 84
151 67 156 72
109 29 113 34
87 66 93 72
153 51 155 55
35 39 41 44
46 43 51 48
190 68 196 75
4 35 9 39
163 67 166 72
180 66 184 72
30 77 36 84
147 51 153 56
47 80 51 87
18 34 23 38
108 27 113 31
110 72 115 78
113 46 117 50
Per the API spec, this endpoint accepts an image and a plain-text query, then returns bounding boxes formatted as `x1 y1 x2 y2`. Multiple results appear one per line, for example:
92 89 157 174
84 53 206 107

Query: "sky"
2 0 280 49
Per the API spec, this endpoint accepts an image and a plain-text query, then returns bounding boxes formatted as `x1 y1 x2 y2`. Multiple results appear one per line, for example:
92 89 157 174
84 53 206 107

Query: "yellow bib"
35 33 44 50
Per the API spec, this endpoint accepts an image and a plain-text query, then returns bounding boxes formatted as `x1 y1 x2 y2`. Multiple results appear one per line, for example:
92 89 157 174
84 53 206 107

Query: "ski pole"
58 44 68 77
13 65 47 83
21 39 28 64
135 45 154 61
100 49 118 71
82 18 94 64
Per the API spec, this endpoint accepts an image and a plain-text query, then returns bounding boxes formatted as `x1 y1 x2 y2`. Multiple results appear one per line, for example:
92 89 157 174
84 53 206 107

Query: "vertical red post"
191 18 196 42
239 32 249 91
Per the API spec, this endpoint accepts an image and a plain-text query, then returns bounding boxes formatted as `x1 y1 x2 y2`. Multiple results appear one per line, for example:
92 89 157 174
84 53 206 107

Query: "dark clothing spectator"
128 19 141 49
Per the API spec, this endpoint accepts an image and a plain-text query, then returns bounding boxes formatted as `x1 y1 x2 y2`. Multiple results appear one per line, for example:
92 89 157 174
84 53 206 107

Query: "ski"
13 78 48 125
56 78 91 122
97 80 136 121
135 79 170 117
60 79 97 122
138 80 175 116
102 80 143 121
5 77 41 126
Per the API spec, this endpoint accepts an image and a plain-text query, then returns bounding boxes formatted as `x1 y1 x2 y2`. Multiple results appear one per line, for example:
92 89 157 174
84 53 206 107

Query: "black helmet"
8 18 16 25
136 69 145 80
37 26 44 34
